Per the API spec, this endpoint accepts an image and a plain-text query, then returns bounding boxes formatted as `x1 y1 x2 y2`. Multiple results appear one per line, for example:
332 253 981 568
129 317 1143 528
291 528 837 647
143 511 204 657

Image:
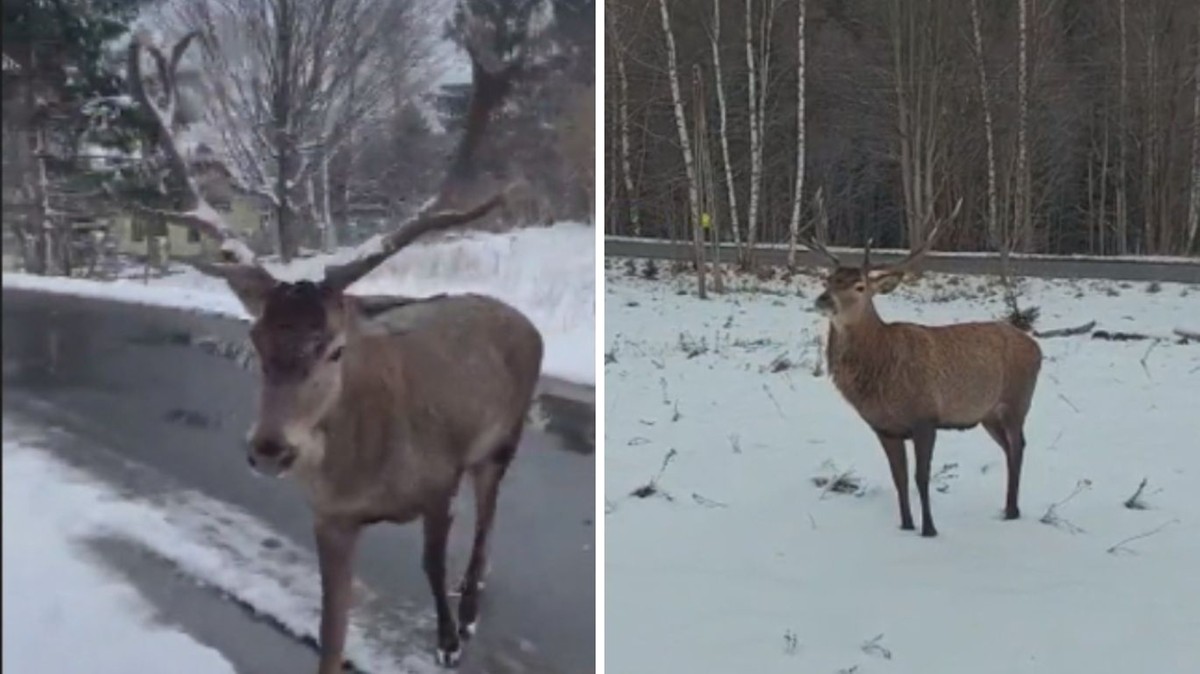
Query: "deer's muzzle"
815 292 835 315
247 434 297 477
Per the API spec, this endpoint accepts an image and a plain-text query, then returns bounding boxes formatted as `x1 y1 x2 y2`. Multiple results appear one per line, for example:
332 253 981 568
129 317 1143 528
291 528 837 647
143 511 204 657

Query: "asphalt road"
604 236 1200 283
1 289 595 674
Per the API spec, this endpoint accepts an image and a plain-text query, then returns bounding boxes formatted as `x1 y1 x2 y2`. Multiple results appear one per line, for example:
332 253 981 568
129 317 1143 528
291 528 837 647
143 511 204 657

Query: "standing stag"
802 200 1042 537
125 33 544 670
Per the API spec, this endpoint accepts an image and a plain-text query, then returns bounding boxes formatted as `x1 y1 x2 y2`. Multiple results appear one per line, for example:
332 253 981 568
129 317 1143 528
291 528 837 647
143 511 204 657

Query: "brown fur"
816 262 1042 537
239 280 543 671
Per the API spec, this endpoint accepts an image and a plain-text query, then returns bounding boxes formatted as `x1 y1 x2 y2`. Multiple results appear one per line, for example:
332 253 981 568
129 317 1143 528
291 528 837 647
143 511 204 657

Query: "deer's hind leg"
983 411 1025 521
423 489 461 666
458 435 520 638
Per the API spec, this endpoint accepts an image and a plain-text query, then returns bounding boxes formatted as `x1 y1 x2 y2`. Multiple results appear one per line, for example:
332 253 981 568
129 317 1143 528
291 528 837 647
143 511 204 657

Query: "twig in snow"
1056 391 1081 413
762 383 786 417
1122 477 1160 510
1140 340 1160 379
630 449 679 501
813 462 865 499
1174 327 1200 343
729 434 742 454
808 512 818 530
691 492 728 508
1106 519 1179 555
783 630 799 656
836 667 860 674
1035 320 1096 339
932 462 959 493
671 402 682 422
1039 479 1093 534
861 633 892 660
659 377 671 405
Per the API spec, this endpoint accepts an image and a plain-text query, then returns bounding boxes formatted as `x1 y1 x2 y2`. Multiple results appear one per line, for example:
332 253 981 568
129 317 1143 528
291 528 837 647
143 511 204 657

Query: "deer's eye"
854 283 866 292
328 345 344 362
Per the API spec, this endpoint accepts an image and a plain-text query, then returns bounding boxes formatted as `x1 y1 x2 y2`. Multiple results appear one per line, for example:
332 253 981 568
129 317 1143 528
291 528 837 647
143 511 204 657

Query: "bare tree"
657 0 701 264
161 0 426 260
786 0 806 270
969 0 999 252
610 8 640 235
1189 19 1200 254
744 0 778 265
710 0 741 256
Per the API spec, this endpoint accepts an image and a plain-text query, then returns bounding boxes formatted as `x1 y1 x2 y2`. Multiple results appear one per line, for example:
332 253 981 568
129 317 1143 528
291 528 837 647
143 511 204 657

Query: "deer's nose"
815 292 834 312
249 436 297 471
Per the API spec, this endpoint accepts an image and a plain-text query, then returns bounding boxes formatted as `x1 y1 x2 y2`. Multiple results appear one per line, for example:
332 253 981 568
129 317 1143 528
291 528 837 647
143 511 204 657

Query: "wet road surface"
2 289 595 674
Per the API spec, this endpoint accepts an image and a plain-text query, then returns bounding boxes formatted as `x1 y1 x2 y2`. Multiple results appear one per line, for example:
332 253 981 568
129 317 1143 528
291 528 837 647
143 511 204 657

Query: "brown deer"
802 200 1042 538
125 33 544 670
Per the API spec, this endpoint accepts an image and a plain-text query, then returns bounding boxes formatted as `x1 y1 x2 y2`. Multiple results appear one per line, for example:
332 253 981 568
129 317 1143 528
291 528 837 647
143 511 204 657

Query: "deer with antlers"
802 199 1042 537
125 33 544 670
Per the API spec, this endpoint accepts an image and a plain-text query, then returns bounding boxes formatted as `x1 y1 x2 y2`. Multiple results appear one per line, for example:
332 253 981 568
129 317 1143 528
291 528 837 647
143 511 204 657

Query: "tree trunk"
1188 28 1200 254
1016 0 1031 252
612 23 640 236
1117 0 1129 255
711 0 742 258
273 0 299 261
657 0 701 275
969 0 999 253
691 65 710 299
786 0 806 270
744 0 760 264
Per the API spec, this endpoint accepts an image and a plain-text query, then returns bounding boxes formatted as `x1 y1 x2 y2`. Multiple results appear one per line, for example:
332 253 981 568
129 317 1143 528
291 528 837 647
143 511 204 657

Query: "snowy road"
2 290 595 674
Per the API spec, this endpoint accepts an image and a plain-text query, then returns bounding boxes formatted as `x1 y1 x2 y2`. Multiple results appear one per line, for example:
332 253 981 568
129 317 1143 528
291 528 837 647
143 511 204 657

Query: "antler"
126 31 258 268
869 197 963 277
321 193 506 291
797 186 842 267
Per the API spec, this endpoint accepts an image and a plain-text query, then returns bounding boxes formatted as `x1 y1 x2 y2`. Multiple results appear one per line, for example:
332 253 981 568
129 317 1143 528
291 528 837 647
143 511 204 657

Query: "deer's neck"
827 305 896 400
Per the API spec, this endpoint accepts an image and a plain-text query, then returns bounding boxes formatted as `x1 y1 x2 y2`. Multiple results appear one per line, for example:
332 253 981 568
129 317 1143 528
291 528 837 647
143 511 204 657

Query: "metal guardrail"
604 237 1200 283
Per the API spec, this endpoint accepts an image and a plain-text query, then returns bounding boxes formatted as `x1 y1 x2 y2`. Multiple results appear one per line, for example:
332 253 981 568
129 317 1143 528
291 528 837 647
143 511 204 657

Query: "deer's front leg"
315 519 361 674
424 496 460 666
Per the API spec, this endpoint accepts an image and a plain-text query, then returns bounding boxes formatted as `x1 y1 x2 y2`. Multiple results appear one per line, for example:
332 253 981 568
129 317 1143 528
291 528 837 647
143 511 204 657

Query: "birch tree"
710 0 740 255
786 0 806 270
610 9 639 235
968 0 998 252
1189 24 1200 254
744 0 778 265
657 0 700 256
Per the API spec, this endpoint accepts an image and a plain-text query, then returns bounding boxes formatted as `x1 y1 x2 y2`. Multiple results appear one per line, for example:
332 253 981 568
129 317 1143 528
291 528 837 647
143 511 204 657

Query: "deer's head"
210 198 504 477
805 199 961 330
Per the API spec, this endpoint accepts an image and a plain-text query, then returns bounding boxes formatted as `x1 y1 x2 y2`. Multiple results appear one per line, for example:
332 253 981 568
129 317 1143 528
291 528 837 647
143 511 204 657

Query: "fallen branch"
629 449 679 501
1140 340 1160 378
1092 330 1153 342
1034 321 1096 339
1174 327 1200 343
861 634 892 660
1106 519 1179 555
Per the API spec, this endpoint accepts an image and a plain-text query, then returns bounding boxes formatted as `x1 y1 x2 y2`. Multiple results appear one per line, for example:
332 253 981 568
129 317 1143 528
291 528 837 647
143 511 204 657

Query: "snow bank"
605 264 1200 674
2 221 595 385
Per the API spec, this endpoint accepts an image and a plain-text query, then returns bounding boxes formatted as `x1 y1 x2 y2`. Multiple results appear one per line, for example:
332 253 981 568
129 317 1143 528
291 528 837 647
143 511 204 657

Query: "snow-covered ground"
2 427 235 674
2 221 595 385
1 415 436 674
604 260 1200 674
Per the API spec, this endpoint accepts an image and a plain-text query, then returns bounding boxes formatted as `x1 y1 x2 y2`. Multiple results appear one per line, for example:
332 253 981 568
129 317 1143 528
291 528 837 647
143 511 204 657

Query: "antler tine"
797 232 842 268
125 32 259 270
322 192 506 291
799 186 841 267
878 197 964 275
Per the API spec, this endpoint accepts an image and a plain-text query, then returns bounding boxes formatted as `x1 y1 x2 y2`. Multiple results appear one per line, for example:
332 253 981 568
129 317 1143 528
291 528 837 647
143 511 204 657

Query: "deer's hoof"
1004 507 1021 520
900 521 915 531
435 643 462 668
921 525 938 538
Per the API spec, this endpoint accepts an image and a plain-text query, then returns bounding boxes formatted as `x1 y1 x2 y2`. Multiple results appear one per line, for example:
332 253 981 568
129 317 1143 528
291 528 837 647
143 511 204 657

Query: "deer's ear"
868 270 905 295
198 262 277 318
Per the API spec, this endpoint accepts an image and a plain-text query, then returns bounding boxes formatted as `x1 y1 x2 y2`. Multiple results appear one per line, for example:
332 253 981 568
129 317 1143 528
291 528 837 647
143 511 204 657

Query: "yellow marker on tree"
700 212 712 230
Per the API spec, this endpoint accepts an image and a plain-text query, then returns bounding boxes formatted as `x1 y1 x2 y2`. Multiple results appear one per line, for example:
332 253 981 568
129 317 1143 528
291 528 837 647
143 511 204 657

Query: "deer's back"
830 320 1041 435
310 294 543 519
